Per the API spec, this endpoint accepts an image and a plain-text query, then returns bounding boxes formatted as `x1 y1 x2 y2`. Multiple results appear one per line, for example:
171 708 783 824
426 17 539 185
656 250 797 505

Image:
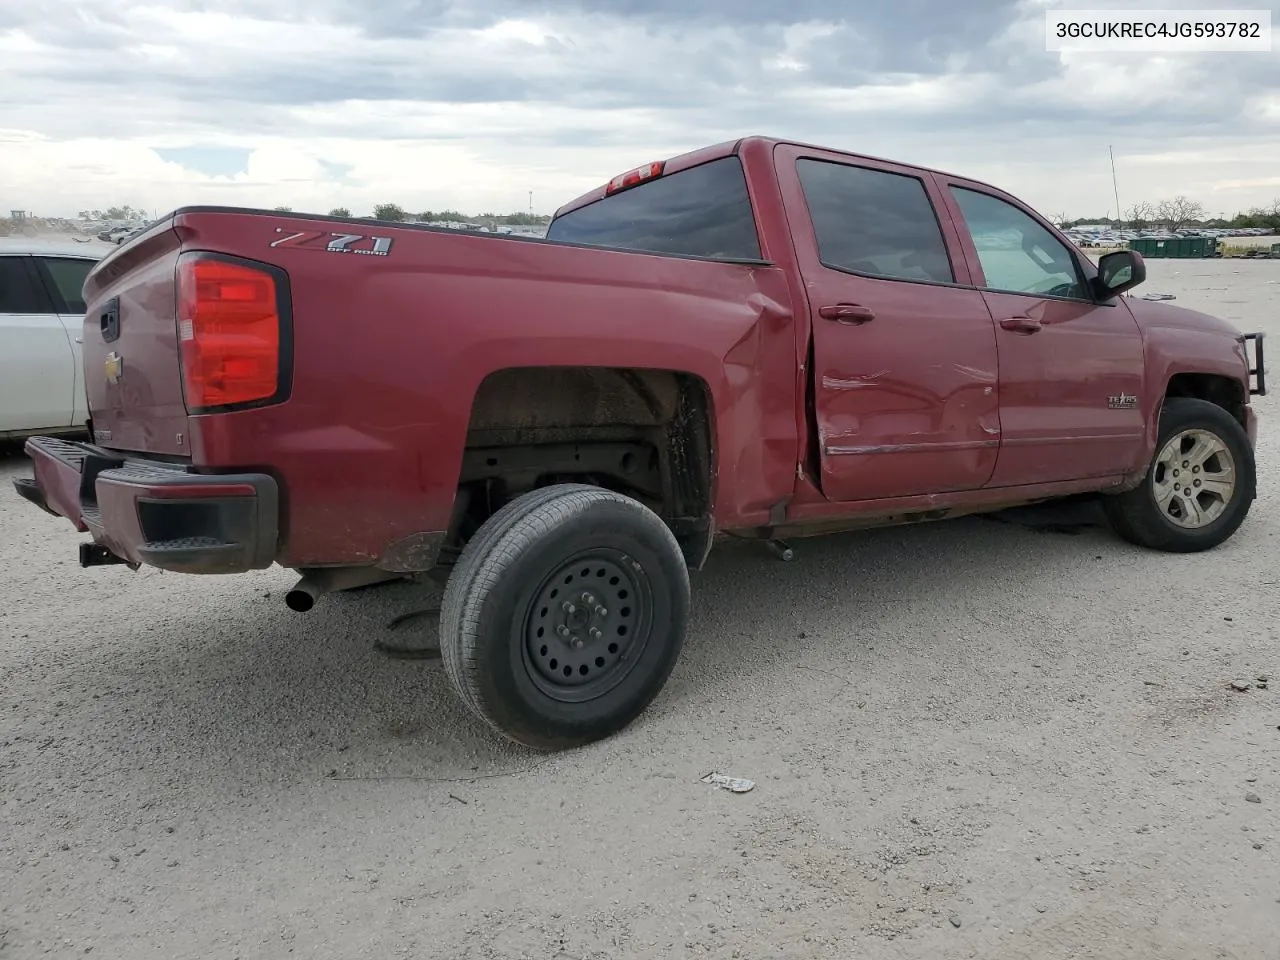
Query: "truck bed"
76 206 802 568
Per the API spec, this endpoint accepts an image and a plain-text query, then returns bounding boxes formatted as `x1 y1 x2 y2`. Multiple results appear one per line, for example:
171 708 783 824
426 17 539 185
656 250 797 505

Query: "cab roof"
0 237 114 258
552 135 1001 220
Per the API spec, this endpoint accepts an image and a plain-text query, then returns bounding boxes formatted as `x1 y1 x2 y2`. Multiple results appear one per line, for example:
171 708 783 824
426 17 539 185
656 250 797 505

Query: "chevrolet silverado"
14 136 1267 749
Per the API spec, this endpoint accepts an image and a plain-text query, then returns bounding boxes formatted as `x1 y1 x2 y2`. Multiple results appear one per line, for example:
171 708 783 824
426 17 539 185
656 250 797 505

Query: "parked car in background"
97 225 146 245
0 238 109 439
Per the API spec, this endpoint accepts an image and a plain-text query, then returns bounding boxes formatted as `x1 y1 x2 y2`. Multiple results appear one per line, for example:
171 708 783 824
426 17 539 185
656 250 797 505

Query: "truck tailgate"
82 219 189 456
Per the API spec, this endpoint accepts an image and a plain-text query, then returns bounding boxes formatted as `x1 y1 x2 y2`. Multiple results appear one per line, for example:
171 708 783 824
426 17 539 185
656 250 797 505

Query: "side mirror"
1094 249 1145 299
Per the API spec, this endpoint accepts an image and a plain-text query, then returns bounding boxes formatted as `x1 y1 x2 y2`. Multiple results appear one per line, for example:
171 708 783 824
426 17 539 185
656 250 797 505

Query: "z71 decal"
270 227 393 256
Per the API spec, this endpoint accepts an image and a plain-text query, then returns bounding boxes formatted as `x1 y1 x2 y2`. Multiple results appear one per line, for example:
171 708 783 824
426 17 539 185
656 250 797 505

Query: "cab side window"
950 188 1087 299
796 159 954 284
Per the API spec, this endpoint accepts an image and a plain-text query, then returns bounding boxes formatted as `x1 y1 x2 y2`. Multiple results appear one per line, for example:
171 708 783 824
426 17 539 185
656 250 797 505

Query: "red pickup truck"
15 136 1267 749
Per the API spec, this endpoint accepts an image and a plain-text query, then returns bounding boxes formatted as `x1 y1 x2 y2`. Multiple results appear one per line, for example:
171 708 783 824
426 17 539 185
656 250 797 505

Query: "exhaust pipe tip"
285 584 319 612
284 566 404 612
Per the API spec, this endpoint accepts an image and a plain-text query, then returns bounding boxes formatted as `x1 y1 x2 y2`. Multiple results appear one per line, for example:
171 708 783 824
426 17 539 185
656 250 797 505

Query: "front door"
774 145 1001 501
938 181 1146 486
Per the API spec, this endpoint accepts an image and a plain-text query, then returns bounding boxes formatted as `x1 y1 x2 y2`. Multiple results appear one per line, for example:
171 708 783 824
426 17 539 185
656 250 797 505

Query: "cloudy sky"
2 0 1277 220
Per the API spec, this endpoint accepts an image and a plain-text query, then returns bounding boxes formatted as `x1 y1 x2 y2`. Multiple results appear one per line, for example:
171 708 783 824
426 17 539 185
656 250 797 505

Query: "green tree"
329 207 351 218
1250 200 1280 231
496 212 551 226
273 205 294 212
372 203 407 222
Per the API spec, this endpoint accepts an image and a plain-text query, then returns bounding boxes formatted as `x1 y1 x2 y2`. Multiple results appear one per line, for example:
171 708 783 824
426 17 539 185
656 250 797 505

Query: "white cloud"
0 0 1278 220
244 146 328 184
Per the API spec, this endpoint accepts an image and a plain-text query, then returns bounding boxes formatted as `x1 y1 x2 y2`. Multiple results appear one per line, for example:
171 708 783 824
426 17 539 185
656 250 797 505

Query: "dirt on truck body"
15 135 1267 748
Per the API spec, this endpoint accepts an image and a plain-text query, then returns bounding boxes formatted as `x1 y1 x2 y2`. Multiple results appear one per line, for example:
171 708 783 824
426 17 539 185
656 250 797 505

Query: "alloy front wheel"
1150 428 1237 528
1102 397 1255 552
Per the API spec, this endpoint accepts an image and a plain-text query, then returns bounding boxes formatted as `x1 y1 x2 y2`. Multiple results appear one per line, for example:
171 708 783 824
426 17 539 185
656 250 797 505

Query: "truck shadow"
667 498 1114 702
2 495 1126 801
0 440 34 463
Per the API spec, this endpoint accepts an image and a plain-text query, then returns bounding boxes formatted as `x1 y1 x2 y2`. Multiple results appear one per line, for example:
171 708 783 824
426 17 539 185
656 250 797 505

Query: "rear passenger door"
32 255 98 429
0 255 78 432
774 144 1001 501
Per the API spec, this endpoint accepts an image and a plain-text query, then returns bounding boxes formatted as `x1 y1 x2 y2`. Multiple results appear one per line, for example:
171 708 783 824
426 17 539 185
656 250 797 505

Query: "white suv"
0 238 113 439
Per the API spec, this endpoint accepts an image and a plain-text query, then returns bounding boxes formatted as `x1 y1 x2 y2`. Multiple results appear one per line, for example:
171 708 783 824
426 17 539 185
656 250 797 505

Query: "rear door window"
546 156 762 260
0 256 52 313
34 257 96 314
795 159 954 284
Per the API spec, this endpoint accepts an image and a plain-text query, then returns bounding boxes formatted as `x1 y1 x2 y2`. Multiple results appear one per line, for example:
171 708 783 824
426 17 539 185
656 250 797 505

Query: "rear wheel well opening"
1164 373 1246 426
444 367 715 569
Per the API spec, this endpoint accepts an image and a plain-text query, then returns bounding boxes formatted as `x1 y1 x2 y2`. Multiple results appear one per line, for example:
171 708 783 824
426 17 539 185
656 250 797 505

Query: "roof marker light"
604 161 665 196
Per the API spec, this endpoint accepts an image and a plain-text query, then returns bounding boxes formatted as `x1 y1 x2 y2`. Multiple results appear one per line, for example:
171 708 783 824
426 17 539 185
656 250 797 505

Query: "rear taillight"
176 254 289 411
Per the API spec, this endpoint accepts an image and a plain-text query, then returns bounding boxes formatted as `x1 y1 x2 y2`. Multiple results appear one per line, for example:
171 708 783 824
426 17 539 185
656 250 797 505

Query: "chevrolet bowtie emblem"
104 352 123 384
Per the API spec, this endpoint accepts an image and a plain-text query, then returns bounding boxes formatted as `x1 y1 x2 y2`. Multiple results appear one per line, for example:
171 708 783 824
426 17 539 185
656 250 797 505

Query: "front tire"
1102 397 1255 552
439 484 690 750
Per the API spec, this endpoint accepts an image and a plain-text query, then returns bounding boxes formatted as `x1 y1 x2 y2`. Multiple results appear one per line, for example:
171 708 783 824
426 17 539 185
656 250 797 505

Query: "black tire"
438 484 690 750
1101 397 1255 552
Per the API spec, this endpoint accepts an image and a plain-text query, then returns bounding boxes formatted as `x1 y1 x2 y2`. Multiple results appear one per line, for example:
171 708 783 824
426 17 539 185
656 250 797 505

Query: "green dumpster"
1128 236 1216 259
1182 236 1216 258
1129 237 1171 258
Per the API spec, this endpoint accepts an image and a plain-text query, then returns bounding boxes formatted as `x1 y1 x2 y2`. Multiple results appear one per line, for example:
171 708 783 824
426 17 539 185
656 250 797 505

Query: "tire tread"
1101 397 1255 553
439 484 688 747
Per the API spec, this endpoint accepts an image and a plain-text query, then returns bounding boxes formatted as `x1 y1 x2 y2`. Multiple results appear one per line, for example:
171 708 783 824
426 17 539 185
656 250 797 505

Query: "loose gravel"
2 260 1278 959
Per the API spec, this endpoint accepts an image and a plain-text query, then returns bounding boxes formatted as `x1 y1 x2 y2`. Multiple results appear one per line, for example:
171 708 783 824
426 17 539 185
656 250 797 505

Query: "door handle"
100 298 120 343
819 303 875 324
1000 316 1042 334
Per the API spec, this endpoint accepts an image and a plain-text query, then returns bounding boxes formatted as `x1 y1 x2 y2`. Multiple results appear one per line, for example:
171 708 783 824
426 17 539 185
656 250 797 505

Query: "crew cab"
14 136 1267 749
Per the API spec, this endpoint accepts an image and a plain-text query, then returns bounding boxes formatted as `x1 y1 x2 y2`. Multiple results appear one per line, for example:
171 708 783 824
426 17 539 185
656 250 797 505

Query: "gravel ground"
2 259 1278 959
